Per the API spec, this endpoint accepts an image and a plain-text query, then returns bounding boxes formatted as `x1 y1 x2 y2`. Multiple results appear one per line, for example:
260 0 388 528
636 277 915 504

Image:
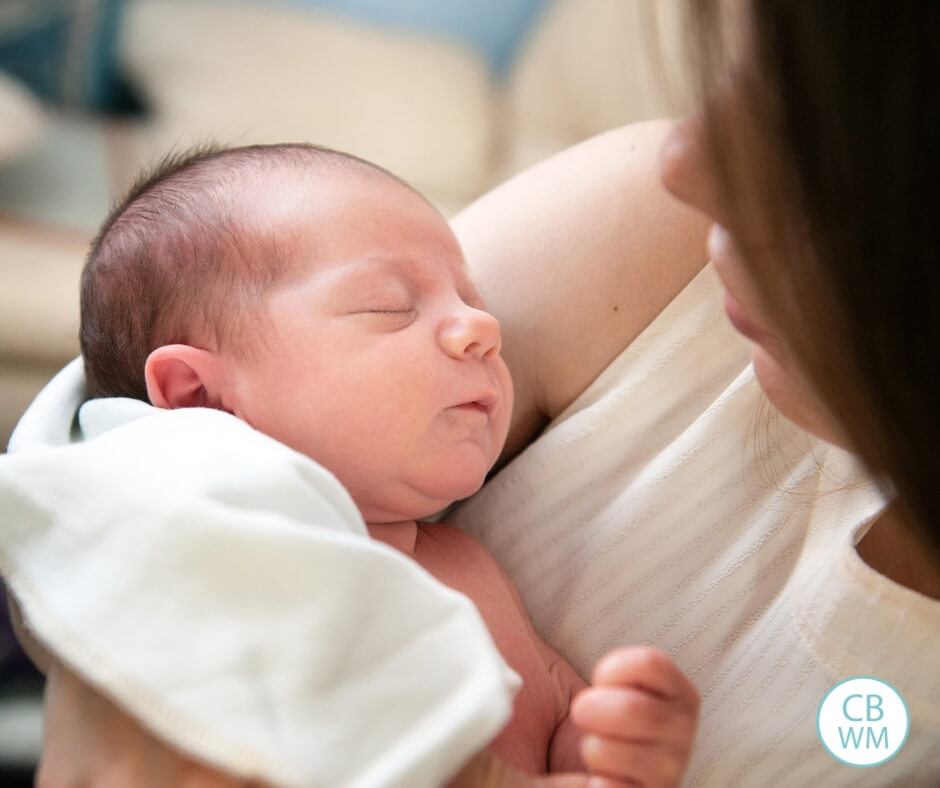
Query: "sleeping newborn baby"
79 142 699 784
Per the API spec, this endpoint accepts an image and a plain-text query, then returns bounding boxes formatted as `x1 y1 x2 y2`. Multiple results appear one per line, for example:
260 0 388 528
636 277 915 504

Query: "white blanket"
0 360 518 788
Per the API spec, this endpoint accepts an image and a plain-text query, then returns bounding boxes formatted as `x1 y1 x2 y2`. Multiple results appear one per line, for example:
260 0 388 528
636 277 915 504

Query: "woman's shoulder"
452 121 711 464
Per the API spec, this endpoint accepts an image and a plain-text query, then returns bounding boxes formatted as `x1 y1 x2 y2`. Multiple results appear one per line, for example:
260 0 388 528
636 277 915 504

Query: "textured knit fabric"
449 263 940 786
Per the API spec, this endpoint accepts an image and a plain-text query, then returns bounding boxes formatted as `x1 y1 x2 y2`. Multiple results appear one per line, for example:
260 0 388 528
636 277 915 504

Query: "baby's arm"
38 661 264 788
534 637 587 774
568 647 700 788
488 545 697 784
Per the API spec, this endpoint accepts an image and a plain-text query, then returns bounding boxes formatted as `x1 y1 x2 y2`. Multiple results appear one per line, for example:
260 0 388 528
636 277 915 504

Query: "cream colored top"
450 264 940 786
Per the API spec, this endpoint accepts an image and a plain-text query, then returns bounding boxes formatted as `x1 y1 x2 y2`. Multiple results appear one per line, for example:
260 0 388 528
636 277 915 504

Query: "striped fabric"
450 263 940 786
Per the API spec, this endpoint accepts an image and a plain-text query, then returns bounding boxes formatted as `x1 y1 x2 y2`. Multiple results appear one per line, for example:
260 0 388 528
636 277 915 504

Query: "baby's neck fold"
366 520 419 556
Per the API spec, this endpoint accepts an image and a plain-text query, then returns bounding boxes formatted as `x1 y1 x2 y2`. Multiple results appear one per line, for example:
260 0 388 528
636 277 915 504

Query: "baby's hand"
569 646 699 788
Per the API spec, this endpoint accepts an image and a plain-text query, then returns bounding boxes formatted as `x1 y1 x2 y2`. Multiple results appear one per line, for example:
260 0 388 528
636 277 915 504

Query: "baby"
79 143 699 784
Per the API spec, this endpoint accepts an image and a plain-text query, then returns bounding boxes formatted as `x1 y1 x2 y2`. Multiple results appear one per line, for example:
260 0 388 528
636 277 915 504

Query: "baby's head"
82 143 404 400
81 143 513 522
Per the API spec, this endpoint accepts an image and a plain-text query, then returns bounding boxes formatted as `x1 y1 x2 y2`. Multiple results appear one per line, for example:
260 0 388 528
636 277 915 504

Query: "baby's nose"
440 307 502 360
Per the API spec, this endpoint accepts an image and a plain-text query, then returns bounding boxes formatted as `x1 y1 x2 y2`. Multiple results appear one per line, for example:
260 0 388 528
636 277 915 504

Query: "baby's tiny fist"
569 647 699 788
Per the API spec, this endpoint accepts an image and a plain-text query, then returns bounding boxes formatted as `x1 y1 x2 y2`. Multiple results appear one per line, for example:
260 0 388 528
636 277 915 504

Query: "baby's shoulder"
414 521 511 585
416 520 495 559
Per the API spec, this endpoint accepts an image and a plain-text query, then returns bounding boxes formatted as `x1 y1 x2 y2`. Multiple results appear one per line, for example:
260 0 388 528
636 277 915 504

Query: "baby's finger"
592 648 696 707
581 734 685 788
583 777 638 788
570 687 697 744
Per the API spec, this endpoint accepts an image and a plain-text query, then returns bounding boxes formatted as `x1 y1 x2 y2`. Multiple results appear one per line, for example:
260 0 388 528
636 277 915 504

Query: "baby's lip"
456 391 499 413
474 391 498 408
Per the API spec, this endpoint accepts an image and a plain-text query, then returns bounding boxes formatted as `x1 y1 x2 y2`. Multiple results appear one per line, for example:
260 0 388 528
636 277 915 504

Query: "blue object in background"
0 0 553 113
0 0 132 113
262 0 553 73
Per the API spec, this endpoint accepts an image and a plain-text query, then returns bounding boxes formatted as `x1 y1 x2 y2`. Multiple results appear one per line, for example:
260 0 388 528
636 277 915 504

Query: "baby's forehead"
240 162 411 232
233 160 465 287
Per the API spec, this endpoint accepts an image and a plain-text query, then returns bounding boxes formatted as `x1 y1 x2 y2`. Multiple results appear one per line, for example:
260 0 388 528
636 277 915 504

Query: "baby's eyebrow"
327 258 402 281
322 259 415 296
328 253 470 296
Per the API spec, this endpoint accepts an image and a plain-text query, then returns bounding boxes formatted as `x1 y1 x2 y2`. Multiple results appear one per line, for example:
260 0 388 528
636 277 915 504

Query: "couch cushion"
0 71 46 163
120 0 498 214
499 0 686 178
0 220 84 364
0 113 114 231
264 0 550 73
0 216 85 449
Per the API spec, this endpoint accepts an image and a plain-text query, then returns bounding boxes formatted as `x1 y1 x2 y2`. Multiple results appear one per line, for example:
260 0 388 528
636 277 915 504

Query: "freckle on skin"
613 305 619 312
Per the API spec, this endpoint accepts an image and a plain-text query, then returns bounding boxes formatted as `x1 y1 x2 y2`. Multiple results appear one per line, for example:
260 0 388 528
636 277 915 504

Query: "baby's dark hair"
80 142 409 401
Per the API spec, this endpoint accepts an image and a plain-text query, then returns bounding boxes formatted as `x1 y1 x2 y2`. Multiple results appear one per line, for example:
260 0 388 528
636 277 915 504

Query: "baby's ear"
144 345 228 410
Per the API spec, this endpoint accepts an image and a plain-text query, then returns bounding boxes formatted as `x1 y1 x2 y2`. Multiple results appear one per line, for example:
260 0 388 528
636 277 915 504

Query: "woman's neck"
856 505 940 600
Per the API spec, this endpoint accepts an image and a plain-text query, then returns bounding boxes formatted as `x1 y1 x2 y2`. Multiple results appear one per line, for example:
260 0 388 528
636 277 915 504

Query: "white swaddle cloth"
0 360 518 788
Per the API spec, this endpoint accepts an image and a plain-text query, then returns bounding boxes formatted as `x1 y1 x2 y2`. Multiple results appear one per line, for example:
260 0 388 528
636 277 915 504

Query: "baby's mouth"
462 390 498 414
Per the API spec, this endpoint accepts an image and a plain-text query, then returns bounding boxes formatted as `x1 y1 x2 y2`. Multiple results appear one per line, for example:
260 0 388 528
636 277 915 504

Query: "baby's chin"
360 471 489 523
425 464 492 507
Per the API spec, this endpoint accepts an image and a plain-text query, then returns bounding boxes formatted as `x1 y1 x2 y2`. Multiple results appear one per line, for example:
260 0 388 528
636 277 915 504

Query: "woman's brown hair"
683 1 940 560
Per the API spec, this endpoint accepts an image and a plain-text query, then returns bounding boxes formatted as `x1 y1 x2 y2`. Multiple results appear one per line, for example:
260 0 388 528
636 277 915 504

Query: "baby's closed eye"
359 306 415 314
352 307 417 329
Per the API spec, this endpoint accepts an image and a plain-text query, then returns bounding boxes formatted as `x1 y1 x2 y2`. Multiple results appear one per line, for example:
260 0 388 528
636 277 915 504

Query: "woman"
25 1 940 786
451 6 938 784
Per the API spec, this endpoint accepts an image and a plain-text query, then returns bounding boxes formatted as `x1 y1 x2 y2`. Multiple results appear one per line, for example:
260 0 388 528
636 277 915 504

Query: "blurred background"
0 0 683 781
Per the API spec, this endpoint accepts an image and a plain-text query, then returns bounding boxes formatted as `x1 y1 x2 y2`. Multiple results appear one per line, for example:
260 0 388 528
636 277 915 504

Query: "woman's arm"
40 663 587 788
37 662 262 788
453 120 710 464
